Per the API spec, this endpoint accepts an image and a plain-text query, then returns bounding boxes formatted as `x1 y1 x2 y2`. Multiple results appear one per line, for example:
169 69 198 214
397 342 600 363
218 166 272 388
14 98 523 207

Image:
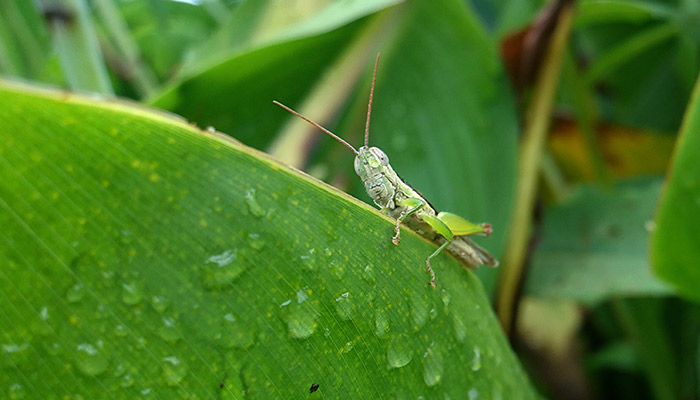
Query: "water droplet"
219 313 254 349
35 306 53 336
150 295 170 313
162 356 187 386
422 342 444 387
387 334 413 368
3 342 30 366
340 341 354 354
453 314 467 343
297 289 308 303
468 388 479 399
75 341 110 376
429 308 438 320
120 229 134 245
361 265 376 284
66 282 86 303
300 248 318 272
203 249 247 290
329 260 346 280
471 346 482 371
39 306 49 320
441 289 450 314
112 362 127 377
121 282 143 305
244 188 266 218
375 308 390 338
334 292 353 321
8 382 25 399
45 341 61 356
101 270 116 288
157 316 181 343
115 324 128 337
283 289 319 339
247 232 266 251
120 373 135 388
410 293 429 331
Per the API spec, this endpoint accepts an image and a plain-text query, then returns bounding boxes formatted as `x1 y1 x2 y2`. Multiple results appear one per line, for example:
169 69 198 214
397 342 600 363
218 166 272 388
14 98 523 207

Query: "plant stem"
496 1 575 336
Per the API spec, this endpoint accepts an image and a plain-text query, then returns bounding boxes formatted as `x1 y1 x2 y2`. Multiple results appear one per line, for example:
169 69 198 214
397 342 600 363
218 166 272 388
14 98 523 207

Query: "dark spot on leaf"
310 383 319 393
219 382 224 389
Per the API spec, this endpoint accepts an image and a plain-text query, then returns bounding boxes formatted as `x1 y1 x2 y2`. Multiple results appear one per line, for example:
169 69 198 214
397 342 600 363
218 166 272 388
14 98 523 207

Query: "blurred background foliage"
1 0 699 398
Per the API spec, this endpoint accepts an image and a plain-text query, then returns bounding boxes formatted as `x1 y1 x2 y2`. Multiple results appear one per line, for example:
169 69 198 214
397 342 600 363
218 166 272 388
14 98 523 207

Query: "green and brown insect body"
273 53 498 287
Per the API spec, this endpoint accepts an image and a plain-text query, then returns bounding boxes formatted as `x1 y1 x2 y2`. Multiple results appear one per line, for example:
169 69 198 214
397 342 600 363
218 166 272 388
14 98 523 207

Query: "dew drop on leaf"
453 314 467 343
300 248 317 272
219 313 254 349
334 292 353 321
441 289 451 314
375 308 390 338
361 265 376 284
157 316 181 343
162 356 187 386
247 232 266 251
471 346 482 371
410 293 429 331
422 342 444 387
244 188 266 218
329 260 346 280
120 373 135 388
8 382 25 399
150 295 170 313
202 249 248 290
387 334 413 368
283 289 319 339
66 281 86 303
75 341 110 376
121 282 143 305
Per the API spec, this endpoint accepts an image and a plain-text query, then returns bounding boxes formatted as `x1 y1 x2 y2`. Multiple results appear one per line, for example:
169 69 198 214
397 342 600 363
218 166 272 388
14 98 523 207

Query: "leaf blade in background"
0 82 536 398
527 179 672 305
652 72 700 302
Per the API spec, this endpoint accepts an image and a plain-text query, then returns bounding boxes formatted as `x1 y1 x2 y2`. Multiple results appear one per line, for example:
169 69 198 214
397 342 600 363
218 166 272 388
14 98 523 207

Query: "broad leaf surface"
0 83 536 398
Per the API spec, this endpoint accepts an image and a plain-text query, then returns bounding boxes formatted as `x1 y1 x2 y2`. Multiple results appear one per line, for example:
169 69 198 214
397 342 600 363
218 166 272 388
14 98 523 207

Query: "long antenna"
273 100 359 155
365 53 380 148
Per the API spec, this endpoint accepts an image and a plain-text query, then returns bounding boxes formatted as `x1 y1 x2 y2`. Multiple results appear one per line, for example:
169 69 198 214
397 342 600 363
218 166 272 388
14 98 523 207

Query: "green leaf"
0 82 536 398
528 179 672 304
651 72 700 302
575 0 675 27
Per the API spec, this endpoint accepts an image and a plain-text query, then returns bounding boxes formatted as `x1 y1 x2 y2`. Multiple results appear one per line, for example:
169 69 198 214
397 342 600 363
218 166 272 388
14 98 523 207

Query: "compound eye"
354 156 361 175
370 147 389 165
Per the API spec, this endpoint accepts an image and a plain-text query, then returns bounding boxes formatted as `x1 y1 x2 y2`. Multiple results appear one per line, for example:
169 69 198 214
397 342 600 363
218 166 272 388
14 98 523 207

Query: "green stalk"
612 298 678 400
0 0 47 77
563 51 609 183
93 0 158 98
50 0 114 95
496 1 575 336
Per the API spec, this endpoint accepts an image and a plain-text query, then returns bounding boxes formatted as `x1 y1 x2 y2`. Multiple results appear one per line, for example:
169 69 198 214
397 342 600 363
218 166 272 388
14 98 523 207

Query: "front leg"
391 197 426 245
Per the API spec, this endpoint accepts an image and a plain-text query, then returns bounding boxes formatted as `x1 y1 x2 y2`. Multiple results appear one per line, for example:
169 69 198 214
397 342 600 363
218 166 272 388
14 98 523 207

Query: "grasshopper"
274 54 498 287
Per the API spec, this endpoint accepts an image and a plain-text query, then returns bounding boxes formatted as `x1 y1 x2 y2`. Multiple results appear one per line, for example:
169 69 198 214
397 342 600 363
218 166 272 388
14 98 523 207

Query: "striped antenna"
365 53 380 148
273 100 358 155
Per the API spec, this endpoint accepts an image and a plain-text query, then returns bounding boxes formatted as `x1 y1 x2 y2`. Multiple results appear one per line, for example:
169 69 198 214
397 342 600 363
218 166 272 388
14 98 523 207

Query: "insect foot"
426 259 437 288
